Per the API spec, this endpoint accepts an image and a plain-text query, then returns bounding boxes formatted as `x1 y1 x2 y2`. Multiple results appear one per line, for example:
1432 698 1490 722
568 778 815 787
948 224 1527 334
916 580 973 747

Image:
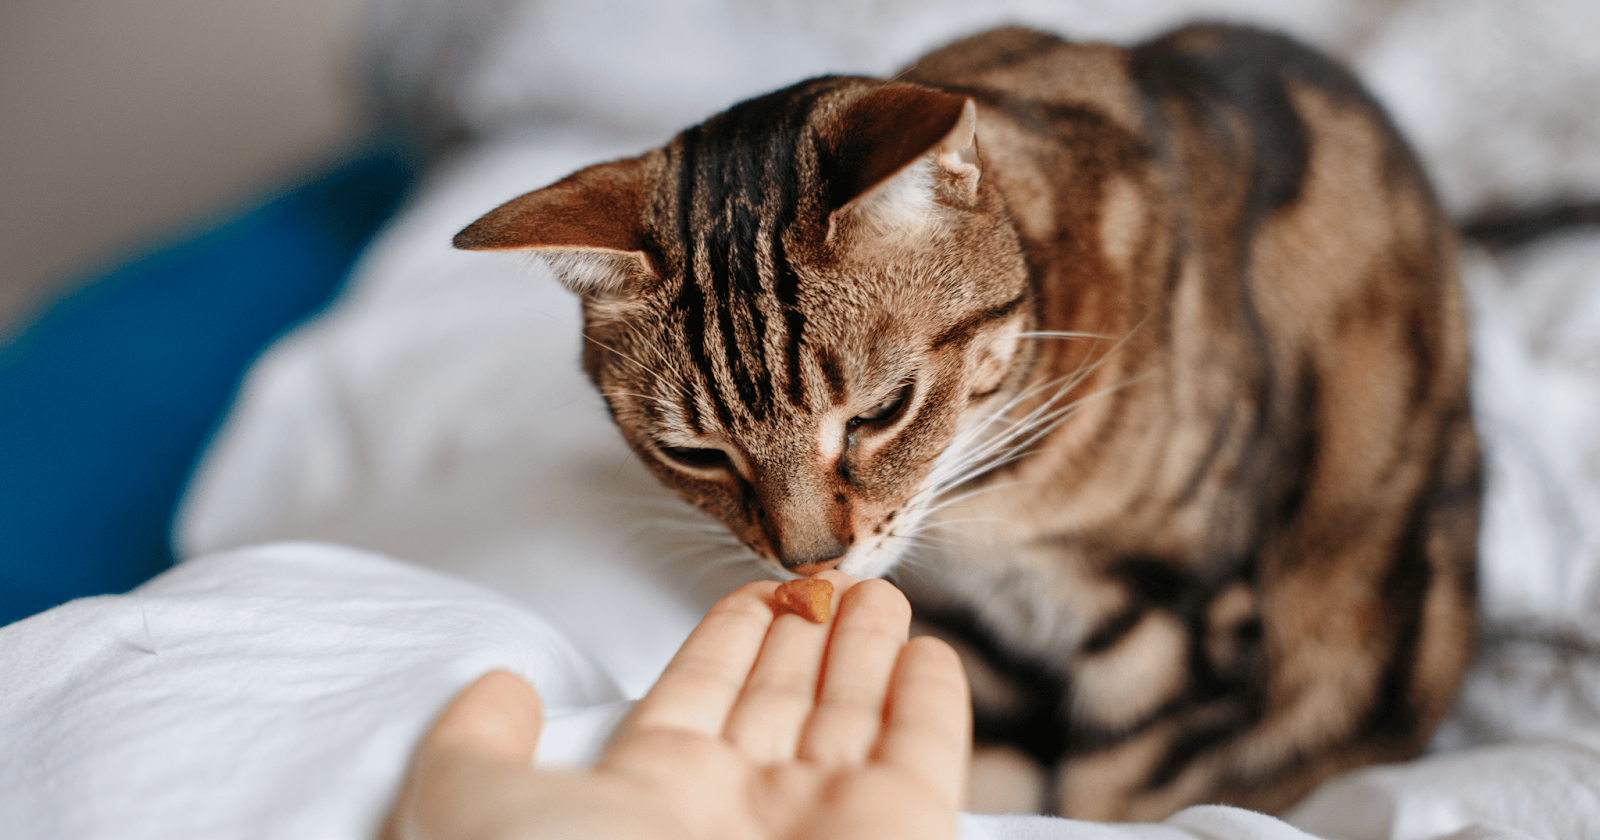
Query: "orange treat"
772 578 834 623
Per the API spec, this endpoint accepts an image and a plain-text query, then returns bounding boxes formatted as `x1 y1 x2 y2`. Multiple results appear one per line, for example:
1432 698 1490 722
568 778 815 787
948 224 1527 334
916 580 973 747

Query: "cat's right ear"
823 84 981 240
452 156 655 296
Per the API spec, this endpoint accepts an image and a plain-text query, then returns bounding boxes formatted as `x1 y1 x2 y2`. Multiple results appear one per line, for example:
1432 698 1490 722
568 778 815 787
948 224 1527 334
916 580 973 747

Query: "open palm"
385 571 971 840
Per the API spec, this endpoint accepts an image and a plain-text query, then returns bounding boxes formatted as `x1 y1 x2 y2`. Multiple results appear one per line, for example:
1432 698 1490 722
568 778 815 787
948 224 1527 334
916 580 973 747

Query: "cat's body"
455 24 1479 820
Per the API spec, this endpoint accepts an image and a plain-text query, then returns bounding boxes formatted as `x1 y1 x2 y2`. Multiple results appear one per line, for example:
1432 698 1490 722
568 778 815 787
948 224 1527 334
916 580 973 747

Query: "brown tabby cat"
453 23 1480 820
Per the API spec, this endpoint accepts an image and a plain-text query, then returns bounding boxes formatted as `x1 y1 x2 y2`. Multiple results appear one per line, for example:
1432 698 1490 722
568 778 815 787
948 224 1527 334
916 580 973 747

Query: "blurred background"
0 0 369 335
0 0 415 624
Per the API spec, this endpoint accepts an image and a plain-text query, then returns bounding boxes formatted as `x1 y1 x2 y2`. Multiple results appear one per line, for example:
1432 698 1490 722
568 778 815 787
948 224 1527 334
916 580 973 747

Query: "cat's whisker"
918 517 1012 533
667 556 750 589
616 495 763 580
903 374 1086 529
1012 330 1116 341
642 516 744 541
623 498 749 561
580 331 694 402
634 338 680 373
641 538 743 564
894 529 966 550
599 390 683 410
899 550 950 573
951 356 1108 451
886 559 940 591
615 494 718 519
945 391 1088 473
926 386 1066 487
963 320 1148 452
922 483 1028 516
619 495 699 512
916 359 1149 511
635 511 723 527
644 528 743 549
885 533 956 557
647 541 752 576
921 382 1081 494
943 393 1071 472
903 471 1029 517
950 371 1145 483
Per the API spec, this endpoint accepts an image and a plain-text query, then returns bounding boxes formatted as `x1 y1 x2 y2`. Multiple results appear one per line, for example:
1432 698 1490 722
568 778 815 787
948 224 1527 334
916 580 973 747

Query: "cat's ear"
826 84 980 236
453 156 655 296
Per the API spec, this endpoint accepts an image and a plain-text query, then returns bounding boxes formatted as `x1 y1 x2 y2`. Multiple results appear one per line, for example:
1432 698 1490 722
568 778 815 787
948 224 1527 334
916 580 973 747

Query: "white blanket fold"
0 543 621 840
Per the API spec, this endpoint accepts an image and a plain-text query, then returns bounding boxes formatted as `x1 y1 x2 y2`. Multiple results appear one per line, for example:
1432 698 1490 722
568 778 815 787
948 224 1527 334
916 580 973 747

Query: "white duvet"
4 0 1598 837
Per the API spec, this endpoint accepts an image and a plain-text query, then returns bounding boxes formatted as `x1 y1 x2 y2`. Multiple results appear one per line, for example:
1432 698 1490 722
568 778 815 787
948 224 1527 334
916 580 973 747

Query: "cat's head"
456 77 1033 579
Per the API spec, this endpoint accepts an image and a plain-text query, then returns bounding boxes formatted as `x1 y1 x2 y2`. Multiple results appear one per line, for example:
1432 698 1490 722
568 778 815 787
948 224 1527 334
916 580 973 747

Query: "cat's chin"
835 553 902 581
829 536 918 581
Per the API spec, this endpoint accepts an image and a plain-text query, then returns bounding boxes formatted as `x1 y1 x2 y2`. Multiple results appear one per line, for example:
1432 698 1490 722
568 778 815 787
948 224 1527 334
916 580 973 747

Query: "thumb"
423 669 546 765
382 670 548 840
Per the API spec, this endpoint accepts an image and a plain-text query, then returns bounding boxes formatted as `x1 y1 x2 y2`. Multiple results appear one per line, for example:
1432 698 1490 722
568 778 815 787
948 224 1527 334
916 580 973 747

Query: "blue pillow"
0 147 413 626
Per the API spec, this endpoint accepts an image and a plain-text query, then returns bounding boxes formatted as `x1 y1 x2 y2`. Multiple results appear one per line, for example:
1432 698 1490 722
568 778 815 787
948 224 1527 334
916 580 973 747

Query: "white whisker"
899 319 1152 545
1011 330 1115 341
599 391 682 410
581 332 694 404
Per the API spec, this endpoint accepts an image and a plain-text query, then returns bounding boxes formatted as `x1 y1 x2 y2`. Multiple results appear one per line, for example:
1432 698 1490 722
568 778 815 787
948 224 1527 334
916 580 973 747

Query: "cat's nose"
778 535 847 575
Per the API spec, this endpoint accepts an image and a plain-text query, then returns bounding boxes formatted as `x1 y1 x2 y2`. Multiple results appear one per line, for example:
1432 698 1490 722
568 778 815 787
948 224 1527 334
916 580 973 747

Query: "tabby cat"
453 23 1480 820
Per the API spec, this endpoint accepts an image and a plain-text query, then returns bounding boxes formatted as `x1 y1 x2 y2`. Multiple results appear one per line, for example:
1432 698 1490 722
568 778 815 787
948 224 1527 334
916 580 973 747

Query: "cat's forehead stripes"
657 80 855 431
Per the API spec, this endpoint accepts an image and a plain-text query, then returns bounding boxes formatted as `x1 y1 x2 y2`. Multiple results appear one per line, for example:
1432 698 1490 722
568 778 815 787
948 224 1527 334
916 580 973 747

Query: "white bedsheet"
0 542 1584 840
4 0 1598 837
0 543 627 839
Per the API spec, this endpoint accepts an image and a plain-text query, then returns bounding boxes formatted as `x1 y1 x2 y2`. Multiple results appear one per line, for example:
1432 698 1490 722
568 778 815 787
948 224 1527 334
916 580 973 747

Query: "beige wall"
0 0 370 335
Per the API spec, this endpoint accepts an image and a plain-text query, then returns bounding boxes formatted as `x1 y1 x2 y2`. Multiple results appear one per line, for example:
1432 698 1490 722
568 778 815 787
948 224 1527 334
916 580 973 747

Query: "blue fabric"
0 148 413 626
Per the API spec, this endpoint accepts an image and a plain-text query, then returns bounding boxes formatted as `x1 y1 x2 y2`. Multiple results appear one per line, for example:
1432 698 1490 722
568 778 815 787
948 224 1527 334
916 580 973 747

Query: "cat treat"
772 578 833 623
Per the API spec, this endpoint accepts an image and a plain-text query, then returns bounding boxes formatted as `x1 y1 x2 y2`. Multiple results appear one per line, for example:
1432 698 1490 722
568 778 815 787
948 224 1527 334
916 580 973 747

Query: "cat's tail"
1459 199 1600 251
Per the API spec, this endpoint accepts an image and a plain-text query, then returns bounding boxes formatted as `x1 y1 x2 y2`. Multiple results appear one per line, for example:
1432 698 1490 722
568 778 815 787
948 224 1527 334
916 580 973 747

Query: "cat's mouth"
783 560 842 577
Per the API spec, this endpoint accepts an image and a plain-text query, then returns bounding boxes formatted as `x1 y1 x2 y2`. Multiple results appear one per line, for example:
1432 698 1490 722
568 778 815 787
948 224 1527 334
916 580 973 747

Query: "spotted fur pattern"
455 23 1479 820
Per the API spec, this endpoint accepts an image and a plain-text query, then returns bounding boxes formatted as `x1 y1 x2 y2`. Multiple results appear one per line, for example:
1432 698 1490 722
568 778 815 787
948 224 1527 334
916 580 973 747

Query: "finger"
798 579 911 766
383 670 546 840
420 669 545 766
626 579 781 736
874 636 972 807
722 569 854 763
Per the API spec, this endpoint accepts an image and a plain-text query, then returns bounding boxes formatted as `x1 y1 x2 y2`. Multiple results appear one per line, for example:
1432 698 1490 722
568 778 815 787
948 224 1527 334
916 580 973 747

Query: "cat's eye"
849 382 912 428
658 445 732 471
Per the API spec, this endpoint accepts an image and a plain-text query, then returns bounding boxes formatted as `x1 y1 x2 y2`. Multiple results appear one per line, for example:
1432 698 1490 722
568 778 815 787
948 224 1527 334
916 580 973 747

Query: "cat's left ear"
452 155 655 296
825 84 980 236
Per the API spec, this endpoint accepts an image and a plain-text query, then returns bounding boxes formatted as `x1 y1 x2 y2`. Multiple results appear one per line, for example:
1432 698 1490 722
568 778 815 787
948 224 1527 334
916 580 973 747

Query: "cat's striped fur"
455 23 1480 820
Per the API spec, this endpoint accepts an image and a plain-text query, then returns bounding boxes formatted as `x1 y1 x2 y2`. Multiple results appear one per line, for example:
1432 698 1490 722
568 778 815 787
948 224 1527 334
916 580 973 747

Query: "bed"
3 0 1598 837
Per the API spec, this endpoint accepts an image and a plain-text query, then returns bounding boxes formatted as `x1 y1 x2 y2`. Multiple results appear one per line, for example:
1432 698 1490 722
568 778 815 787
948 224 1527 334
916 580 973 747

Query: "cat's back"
902 24 1477 819
898 24 1441 251
899 26 1142 126
899 23 1389 133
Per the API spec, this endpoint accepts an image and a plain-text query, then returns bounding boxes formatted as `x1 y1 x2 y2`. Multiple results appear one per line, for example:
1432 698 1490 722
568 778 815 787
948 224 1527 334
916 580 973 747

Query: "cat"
452 23 1480 820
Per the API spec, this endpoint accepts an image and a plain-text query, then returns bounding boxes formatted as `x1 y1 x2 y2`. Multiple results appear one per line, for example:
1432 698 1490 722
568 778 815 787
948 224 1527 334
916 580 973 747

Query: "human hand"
382 571 971 840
